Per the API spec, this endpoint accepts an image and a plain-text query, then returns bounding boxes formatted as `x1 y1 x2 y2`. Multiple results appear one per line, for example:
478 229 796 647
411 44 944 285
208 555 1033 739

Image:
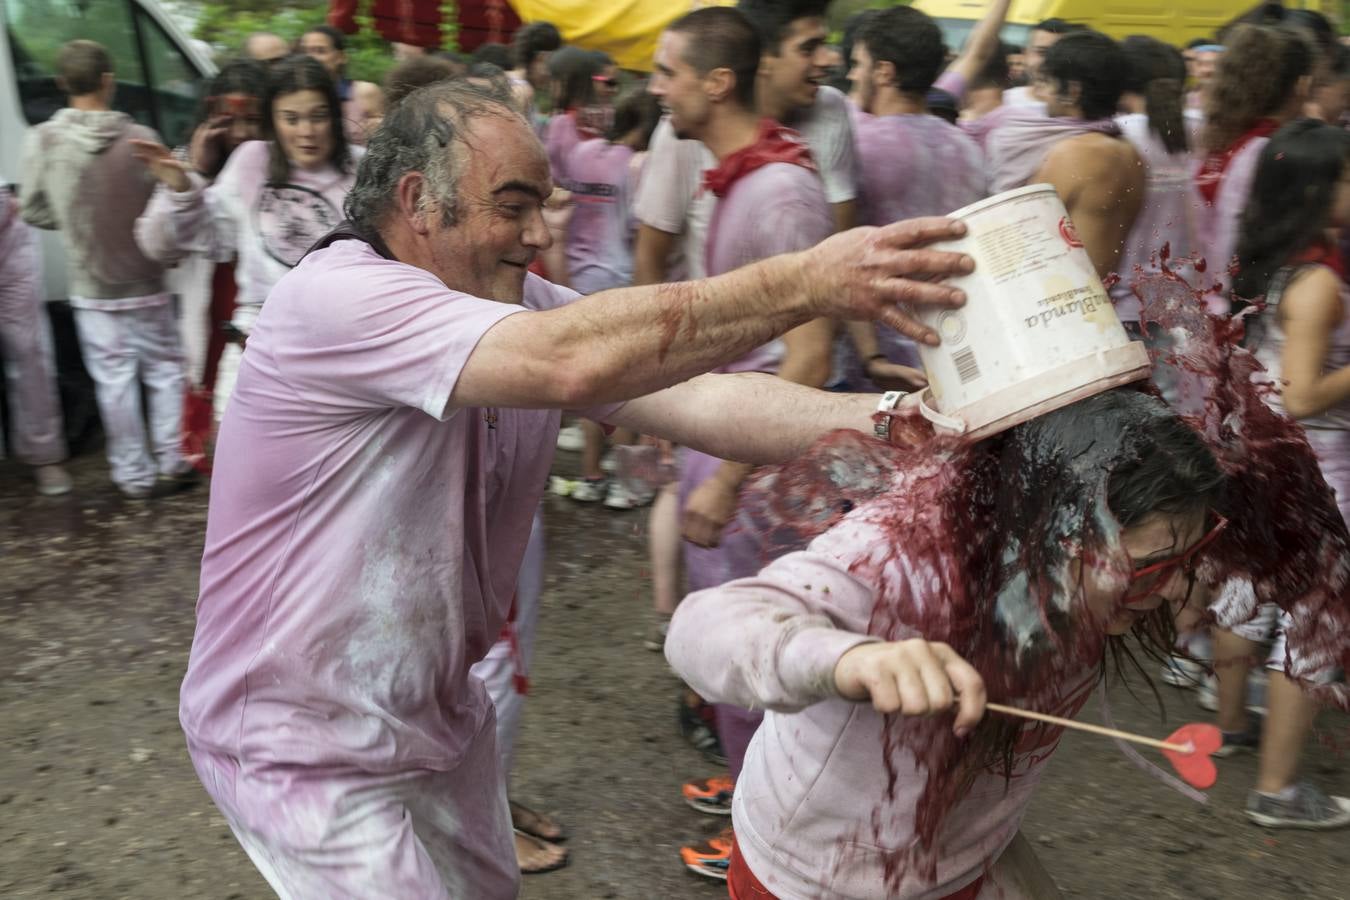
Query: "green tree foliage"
192 0 460 84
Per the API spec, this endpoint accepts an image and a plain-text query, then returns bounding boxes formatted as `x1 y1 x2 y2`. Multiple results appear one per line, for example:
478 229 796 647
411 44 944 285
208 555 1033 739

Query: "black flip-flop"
509 800 568 843
514 829 570 875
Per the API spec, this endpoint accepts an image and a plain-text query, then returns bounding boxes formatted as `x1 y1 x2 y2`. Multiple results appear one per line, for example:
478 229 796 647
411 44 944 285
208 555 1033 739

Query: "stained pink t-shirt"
853 113 985 227
564 138 639 294
705 161 834 375
180 239 590 776
1111 113 1197 321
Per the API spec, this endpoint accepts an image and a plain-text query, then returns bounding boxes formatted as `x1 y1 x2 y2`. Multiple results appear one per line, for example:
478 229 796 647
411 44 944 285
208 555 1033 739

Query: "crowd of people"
4 1 1350 898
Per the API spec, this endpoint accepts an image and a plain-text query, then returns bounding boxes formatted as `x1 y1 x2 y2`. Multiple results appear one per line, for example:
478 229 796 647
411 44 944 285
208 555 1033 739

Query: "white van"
1 0 215 447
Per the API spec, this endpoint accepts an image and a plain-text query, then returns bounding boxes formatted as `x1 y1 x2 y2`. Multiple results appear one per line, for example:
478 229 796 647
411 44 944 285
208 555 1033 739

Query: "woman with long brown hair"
134 56 359 420
1193 24 1313 305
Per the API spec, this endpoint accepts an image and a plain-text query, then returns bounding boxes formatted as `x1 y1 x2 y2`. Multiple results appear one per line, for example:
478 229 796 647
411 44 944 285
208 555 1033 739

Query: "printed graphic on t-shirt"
255 183 342 267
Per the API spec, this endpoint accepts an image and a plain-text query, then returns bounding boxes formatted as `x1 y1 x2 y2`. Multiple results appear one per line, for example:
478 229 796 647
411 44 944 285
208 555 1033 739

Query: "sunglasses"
592 75 617 86
1120 513 1228 605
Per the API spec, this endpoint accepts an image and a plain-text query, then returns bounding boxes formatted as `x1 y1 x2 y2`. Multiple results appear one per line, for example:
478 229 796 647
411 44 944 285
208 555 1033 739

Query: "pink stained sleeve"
270 251 522 420
935 70 967 103
664 550 882 713
134 175 213 265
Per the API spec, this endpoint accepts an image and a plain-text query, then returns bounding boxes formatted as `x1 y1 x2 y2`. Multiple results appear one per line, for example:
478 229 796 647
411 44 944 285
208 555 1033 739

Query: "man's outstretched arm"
452 218 973 411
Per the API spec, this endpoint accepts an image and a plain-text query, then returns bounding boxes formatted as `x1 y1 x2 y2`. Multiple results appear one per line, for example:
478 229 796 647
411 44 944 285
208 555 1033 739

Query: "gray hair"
345 79 521 233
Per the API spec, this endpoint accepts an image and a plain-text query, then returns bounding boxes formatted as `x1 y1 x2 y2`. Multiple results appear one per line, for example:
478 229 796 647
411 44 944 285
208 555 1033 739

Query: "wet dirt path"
1 453 1346 899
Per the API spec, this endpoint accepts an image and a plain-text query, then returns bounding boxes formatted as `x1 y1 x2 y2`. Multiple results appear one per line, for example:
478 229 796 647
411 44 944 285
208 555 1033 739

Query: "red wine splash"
732 252 1350 891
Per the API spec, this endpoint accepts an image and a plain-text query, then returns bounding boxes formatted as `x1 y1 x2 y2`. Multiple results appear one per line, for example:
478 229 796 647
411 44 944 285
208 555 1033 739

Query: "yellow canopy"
509 0 734 72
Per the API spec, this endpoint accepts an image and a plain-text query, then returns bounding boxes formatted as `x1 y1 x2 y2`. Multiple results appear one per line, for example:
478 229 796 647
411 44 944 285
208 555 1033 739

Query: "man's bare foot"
509 799 565 841
514 829 568 874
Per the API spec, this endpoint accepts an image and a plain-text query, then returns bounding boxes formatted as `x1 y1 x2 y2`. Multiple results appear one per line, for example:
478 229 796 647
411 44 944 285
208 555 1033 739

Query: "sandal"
514 829 569 875
509 799 567 842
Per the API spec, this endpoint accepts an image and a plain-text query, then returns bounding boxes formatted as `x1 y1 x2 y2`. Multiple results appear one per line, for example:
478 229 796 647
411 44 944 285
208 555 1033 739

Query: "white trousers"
213 303 259 424
71 300 186 492
0 217 66 466
165 254 215 387
471 510 546 785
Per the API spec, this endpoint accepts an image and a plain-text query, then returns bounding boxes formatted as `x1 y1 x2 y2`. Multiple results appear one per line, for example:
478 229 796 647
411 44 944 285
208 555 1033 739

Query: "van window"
5 0 202 147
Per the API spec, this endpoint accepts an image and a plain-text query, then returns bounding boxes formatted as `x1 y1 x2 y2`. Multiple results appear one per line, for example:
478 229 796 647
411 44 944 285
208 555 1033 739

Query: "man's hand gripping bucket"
915 184 1151 440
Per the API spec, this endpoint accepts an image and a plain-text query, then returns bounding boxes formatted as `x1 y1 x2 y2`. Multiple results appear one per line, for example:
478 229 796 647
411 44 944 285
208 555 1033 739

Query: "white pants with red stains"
70 295 186 493
0 216 66 466
471 509 546 784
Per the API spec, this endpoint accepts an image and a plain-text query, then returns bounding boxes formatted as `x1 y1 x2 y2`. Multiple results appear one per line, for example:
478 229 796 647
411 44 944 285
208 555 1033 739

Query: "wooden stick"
985 702 1191 753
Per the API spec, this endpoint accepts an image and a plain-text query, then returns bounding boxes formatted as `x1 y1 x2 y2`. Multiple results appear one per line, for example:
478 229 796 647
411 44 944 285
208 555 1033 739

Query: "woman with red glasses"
665 388 1226 899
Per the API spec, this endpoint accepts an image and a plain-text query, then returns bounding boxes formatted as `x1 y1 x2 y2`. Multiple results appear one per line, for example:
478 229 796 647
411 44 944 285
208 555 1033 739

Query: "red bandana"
1194 118 1280 206
1292 239 1348 283
702 118 816 199
568 108 604 142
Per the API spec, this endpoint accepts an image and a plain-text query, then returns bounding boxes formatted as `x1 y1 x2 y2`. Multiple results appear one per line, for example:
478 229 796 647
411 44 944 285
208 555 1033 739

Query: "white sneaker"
555 425 585 452
1160 655 1206 688
1195 671 1268 715
34 464 73 496
1196 674 1219 711
570 478 607 502
1247 782 1350 830
603 481 652 509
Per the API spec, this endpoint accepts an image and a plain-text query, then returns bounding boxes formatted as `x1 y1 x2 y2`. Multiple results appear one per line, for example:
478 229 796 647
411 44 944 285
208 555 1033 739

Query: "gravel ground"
1 450 1347 899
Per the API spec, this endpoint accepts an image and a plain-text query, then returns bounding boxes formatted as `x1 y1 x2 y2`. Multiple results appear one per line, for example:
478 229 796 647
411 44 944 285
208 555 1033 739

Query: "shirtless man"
1032 31 1144 277
989 31 1143 278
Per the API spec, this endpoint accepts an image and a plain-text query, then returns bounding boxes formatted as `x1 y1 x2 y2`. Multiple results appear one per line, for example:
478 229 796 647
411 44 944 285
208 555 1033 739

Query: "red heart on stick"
1161 723 1223 789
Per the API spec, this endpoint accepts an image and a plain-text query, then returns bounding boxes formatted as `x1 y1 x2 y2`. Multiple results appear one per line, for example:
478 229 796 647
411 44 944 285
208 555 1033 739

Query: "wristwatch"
874 391 907 441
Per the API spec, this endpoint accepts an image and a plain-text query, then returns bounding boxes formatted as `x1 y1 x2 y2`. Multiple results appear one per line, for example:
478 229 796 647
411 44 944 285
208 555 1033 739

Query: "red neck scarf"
568 108 604 142
1195 118 1280 206
702 118 816 198
1292 239 1348 283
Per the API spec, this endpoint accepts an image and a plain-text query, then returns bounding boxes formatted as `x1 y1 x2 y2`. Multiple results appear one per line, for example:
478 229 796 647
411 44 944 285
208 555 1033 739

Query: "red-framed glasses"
1121 513 1229 604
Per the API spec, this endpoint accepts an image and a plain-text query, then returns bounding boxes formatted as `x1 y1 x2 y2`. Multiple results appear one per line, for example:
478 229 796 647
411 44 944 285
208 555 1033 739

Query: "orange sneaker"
679 826 734 881
682 775 735 815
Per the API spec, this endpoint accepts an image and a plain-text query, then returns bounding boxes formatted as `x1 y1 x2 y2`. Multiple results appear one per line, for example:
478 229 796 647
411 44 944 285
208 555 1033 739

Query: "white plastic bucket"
916 184 1150 440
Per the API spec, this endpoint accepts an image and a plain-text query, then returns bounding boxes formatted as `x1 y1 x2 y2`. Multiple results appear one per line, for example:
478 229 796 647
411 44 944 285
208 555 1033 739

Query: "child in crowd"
134 56 359 421
20 40 191 499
